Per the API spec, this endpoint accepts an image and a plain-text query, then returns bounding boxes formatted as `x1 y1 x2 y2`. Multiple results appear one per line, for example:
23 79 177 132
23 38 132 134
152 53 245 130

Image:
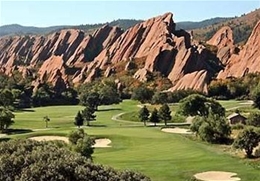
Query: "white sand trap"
93 138 112 148
0 134 7 138
161 127 192 134
29 136 111 148
29 136 69 143
194 171 240 181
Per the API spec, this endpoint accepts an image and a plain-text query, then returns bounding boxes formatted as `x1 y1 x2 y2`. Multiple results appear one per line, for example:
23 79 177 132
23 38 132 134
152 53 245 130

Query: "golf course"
2 100 260 181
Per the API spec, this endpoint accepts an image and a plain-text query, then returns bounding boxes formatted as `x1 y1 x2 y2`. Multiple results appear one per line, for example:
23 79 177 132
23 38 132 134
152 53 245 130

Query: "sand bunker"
29 136 111 148
29 136 69 143
161 127 192 134
194 171 240 181
93 138 111 148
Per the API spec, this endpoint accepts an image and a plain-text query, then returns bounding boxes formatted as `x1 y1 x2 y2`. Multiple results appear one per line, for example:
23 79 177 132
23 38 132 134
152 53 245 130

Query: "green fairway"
6 100 260 181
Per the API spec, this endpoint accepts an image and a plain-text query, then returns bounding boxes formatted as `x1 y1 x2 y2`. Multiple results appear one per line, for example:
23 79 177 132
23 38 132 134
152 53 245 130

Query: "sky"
0 0 259 27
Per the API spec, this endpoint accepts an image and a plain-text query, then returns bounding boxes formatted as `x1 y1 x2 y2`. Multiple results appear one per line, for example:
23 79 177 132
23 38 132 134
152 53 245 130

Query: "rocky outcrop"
0 12 226 92
218 21 260 79
207 26 234 64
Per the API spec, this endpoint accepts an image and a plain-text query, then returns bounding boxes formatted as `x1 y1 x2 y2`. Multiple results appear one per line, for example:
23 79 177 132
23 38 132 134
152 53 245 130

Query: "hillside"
192 8 260 44
0 19 143 37
176 17 232 30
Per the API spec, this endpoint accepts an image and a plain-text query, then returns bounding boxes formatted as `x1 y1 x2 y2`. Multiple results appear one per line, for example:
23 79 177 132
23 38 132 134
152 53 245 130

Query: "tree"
0 89 14 108
247 112 260 127
68 129 95 158
0 139 150 181
74 111 84 128
158 104 172 126
152 92 168 104
177 94 225 117
149 108 160 126
43 116 50 128
68 128 84 144
81 105 96 126
98 85 121 105
138 106 150 126
190 111 231 143
80 91 100 110
0 108 15 132
131 86 154 103
233 128 260 158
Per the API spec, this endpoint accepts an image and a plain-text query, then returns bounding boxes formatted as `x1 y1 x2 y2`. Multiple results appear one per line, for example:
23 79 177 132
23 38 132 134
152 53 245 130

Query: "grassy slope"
9 100 260 181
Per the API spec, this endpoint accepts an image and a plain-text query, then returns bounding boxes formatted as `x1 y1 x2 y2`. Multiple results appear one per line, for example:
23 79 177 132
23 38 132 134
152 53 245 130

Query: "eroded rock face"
218 21 260 79
0 13 225 92
207 26 234 64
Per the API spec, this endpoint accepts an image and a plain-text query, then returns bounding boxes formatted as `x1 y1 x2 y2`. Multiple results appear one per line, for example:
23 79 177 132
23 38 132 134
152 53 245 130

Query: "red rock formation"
207 26 234 64
0 13 225 92
218 21 260 79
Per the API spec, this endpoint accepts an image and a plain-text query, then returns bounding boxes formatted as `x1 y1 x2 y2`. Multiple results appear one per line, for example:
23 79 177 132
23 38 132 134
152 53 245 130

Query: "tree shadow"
97 108 122 112
87 125 107 128
15 109 35 113
4 128 33 135
0 137 11 142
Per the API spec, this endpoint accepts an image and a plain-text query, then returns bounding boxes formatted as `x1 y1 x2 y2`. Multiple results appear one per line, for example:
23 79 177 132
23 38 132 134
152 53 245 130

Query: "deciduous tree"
233 128 260 158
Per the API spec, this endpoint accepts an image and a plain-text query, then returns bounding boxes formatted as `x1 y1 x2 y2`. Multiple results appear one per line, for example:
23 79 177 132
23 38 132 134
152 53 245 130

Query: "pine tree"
138 106 150 126
81 105 96 126
159 104 172 126
149 108 160 126
74 111 84 128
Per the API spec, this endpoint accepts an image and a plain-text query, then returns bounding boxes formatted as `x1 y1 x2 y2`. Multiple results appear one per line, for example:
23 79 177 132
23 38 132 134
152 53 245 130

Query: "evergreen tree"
74 111 84 128
159 104 172 126
138 106 150 126
81 105 96 126
149 108 160 126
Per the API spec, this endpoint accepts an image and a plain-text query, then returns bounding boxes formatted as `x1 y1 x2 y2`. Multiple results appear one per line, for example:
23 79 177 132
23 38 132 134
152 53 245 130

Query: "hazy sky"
0 0 259 27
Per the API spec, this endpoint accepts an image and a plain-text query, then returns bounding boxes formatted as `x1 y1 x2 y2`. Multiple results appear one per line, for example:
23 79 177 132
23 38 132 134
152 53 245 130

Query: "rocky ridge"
0 13 259 93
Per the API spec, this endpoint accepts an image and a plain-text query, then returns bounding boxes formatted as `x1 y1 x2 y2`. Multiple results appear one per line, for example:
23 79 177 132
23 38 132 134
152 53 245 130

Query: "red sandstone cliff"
0 13 231 92
217 20 260 79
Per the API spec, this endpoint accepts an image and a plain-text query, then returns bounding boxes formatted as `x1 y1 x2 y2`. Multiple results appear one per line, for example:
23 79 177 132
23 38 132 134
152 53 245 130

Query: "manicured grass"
6 100 260 181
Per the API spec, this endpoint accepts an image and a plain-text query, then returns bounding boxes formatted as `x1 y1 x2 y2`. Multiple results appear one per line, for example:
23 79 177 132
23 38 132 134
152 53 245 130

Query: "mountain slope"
0 13 223 93
192 8 260 44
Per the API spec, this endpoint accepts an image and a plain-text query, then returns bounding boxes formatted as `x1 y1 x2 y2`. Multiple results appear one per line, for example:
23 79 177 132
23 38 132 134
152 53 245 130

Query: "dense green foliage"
247 112 260 127
81 105 96 126
74 111 84 128
138 106 150 126
0 139 150 181
0 108 15 132
79 81 121 109
131 86 154 103
208 73 260 100
149 108 160 126
190 112 231 143
158 104 172 126
233 128 260 157
177 94 225 117
68 129 95 158
151 89 202 104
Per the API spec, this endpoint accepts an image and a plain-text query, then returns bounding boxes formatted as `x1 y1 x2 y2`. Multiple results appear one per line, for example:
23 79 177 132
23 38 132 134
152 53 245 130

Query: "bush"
0 139 150 181
231 123 245 130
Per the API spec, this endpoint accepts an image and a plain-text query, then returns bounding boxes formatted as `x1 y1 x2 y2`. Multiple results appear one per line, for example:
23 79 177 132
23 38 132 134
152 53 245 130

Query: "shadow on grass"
4 129 33 135
97 108 122 112
14 109 35 113
88 125 107 128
